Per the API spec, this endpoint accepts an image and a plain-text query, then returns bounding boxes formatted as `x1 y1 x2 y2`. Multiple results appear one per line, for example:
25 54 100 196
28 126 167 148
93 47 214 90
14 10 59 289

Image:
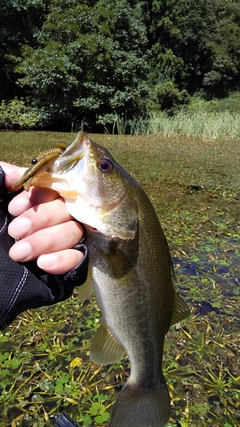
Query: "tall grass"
114 109 240 141
146 110 240 140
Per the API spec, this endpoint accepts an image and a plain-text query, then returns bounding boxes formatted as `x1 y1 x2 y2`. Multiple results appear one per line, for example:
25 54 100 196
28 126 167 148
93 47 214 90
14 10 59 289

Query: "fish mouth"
31 132 90 194
53 132 89 174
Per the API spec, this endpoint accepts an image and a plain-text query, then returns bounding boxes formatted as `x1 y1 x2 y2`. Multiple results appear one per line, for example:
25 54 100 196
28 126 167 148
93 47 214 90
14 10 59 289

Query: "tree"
3 0 240 127
149 0 240 100
149 0 214 93
203 0 240 97
16 0 149 130
0 0 49 101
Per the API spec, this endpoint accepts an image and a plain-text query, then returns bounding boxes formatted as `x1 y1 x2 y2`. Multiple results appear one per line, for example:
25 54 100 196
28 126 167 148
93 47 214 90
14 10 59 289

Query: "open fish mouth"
12 132 89 192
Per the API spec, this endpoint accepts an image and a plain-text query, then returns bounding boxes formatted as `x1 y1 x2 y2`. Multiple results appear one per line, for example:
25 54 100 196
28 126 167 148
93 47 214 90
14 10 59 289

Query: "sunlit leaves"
16 0 149 130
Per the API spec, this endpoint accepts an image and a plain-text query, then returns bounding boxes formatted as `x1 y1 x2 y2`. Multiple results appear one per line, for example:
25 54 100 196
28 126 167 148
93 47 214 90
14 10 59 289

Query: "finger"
37 249 83 274
8 187 60 217
0 161 26 190
8 197 73 238
0 161 60 214
9 221 83 262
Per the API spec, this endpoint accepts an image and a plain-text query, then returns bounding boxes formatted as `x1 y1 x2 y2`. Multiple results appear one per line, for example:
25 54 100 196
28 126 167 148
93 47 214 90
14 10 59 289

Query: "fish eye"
97 159 114 173
31 158 38 165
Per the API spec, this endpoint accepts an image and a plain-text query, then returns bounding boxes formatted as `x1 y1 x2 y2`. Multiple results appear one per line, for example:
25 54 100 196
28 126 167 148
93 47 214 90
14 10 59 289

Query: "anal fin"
90 322 125 365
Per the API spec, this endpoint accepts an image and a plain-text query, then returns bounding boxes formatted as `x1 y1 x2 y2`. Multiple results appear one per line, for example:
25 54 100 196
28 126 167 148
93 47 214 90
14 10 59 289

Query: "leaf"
83 414 92 426
94 412 110 423
89 402 100 416
70 357 83 368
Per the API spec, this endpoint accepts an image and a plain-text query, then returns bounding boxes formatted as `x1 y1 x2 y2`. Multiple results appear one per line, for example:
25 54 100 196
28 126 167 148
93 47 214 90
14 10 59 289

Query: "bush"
0 98 41 129
154 81 190 113
188 92 240 114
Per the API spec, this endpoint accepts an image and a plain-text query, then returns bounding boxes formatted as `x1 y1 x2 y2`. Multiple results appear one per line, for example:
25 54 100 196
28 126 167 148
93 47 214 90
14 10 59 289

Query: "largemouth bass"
14 132 190 427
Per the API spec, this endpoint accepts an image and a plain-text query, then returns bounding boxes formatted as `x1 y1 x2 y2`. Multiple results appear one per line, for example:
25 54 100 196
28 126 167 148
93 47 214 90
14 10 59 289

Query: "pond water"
174 237 240 324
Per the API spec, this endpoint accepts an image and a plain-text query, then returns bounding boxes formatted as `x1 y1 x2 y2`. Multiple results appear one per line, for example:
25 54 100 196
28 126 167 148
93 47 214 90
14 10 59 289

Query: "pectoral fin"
90 322 125 365
170 292 190 326
103 241 138 285
103 198 138 240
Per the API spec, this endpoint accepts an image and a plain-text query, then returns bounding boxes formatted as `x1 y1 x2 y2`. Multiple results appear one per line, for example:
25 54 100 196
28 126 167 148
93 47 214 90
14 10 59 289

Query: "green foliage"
150 0 214 93
189 93 240 113
2 0 240 129
153 81 190 112
202 0 240 97
0 98 41 129
150 0 240 98
16 0 149 130
0 0 49 100
106 104 240 140
147 109 240 140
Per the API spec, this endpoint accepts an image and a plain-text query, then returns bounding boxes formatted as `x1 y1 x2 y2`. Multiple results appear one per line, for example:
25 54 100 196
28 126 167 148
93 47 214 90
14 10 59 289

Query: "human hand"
0 162 88 329
0 161 84 274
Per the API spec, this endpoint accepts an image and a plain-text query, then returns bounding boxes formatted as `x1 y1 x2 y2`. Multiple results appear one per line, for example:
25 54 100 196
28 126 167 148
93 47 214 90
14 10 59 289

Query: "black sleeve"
0 166 89 330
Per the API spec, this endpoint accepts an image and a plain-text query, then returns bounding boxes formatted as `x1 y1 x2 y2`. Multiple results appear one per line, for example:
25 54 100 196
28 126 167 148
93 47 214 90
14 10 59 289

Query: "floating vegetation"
0 131 239 426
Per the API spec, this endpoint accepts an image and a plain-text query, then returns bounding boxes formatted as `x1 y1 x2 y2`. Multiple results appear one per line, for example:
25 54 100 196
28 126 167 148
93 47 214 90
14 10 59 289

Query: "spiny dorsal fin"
90 321 125 365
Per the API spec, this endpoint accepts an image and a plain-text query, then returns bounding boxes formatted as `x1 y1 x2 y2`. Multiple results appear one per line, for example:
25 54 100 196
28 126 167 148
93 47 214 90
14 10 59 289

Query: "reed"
125 110 240 141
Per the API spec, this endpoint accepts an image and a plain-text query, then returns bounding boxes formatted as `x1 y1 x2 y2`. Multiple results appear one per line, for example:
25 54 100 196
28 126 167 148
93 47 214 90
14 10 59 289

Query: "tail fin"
110 381 170 427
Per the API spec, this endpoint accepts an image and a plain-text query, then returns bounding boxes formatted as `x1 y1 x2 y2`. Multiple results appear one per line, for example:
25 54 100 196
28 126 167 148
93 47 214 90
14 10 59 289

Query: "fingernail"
9 241 32 261
38 254 58 269
8 197 30 216
8 217 31 238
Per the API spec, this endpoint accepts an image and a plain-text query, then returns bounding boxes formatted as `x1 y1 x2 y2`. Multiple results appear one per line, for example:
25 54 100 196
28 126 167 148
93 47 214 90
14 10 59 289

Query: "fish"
15 132 190 427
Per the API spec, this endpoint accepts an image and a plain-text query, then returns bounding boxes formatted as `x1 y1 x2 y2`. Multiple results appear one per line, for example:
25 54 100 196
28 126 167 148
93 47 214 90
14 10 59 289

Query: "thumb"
0 162 26 191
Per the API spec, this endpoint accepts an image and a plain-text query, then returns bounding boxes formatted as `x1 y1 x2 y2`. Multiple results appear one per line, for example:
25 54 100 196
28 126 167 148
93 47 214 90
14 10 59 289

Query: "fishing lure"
12 144 67 191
